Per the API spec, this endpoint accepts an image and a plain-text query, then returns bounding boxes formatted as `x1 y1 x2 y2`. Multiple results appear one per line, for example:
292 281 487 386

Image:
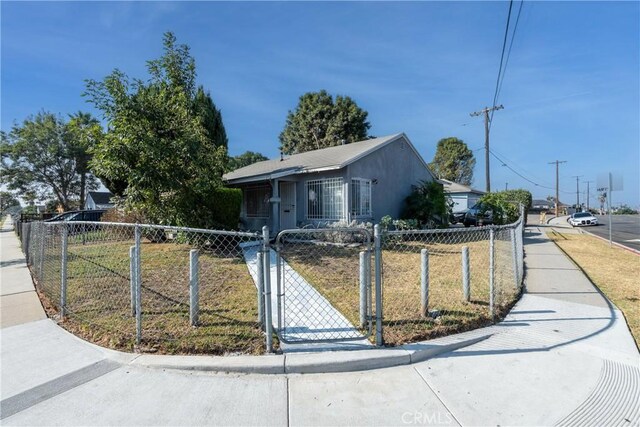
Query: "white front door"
280 182 296 230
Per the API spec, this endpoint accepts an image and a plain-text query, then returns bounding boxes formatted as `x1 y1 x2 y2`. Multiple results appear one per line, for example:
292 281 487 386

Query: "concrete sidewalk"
0 218 46 328
1 219 639 426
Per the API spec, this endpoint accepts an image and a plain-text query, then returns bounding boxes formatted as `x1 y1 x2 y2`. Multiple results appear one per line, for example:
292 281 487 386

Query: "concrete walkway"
0 218 46 328
1 218 639 426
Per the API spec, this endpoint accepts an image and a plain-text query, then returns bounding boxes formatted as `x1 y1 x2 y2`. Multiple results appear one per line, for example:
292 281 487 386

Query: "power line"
490 146 554 189
491 0 514 114
489 150 554 191
495 0 525 109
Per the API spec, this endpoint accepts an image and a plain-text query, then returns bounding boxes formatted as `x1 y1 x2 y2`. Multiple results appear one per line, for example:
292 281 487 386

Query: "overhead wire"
489 149 574 195
494 0 525 111
489 0 514 127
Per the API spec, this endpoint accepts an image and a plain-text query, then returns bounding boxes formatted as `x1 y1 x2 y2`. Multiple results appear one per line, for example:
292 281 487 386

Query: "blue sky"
2 1 639 207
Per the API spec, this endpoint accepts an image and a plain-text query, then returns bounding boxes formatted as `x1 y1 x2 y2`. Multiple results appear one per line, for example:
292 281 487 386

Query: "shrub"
479 189 531 225
402 180 451 228
200 187 242 230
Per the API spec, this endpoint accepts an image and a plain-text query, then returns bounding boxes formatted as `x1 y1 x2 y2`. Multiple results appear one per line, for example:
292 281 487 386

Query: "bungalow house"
438 179 485 214
223 133 436 234
85 191 115 210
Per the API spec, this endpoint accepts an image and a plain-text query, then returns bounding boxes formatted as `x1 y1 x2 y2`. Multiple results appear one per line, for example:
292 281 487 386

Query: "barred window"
244 185 271 218
306 178 344 220
351 178 372 217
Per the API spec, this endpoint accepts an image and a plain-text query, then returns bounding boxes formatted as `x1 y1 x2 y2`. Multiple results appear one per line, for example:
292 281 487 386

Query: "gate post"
374 225 383 346
462 246 471 302
256 246 265 327
421 249 429 317
262 226 273 353
275 244 283 333
359 251 367 327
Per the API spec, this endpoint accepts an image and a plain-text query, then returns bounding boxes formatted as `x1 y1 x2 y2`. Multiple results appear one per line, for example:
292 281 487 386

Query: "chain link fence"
377 216 524 346
19 221 267 355
16 211 524 353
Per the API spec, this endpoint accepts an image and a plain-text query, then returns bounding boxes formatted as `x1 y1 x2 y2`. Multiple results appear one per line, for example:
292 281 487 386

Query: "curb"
129 331 495 375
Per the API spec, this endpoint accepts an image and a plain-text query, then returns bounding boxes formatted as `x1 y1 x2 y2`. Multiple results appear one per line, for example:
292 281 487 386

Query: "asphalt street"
583 214 640 252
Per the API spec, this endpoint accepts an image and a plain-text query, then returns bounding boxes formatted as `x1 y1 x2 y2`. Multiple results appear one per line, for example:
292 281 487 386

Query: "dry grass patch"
36 238 265 355
548 231 640 347
282 236 520 346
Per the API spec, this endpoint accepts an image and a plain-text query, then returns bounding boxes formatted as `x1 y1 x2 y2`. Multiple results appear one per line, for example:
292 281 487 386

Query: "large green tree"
0 191 20 212
429 137 476 185
1 112 100 210
228 151 268 171
84 32 229 227
279 90 371 155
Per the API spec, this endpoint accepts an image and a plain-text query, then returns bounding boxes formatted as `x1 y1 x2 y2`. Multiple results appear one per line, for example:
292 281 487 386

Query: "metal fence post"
489 229 495 320
129 246 136 316
420 248 429 317
189 249 199 326
60 224 68 319
262 226 273 352
374 224 383 346
510 228 519 290
462 246 470 302
38 223 45 283
256 246 265 327
359 251 367 327
22 223 30 263
135 225 142 345
275 244 283 334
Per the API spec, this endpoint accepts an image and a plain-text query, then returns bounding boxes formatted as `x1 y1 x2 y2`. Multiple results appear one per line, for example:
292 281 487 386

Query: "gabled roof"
224 133 434 184
437 179 485 195
87 191 114 205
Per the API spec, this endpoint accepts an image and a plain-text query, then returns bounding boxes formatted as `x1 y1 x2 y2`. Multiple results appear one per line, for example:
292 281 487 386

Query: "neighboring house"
223 133 436 234
85 191 115 210
438 179 485 213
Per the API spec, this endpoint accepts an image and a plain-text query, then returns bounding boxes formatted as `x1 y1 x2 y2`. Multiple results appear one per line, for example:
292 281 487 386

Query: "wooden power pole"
549 160 567 216
470 105 503 192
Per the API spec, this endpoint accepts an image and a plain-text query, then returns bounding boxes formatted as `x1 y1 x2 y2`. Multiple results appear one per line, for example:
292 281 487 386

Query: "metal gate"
274 228 373 344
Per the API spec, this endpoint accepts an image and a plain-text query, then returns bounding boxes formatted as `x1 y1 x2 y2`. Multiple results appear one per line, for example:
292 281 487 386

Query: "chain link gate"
274 228 373 344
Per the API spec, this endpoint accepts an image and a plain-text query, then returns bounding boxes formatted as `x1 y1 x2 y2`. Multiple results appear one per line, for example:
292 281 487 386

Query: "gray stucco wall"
346 137 433 223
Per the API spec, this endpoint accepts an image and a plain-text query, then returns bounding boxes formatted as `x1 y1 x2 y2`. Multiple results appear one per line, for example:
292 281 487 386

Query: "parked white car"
568 212 598 227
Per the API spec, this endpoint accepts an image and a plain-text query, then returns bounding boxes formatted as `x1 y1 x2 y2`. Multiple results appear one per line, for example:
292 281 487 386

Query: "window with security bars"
244 185 271 218
306 178 344 220
351 178 372 217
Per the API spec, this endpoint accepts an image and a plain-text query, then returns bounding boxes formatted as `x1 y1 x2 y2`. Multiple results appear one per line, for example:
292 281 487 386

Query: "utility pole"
548 160 567 217
505 182 508 191
572 175 583 210
470 105 504 192
585 181 594 211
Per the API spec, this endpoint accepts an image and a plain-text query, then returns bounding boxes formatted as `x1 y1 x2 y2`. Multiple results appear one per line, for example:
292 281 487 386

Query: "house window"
244 185 271 218
306 178 344 220
351 178 372 217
